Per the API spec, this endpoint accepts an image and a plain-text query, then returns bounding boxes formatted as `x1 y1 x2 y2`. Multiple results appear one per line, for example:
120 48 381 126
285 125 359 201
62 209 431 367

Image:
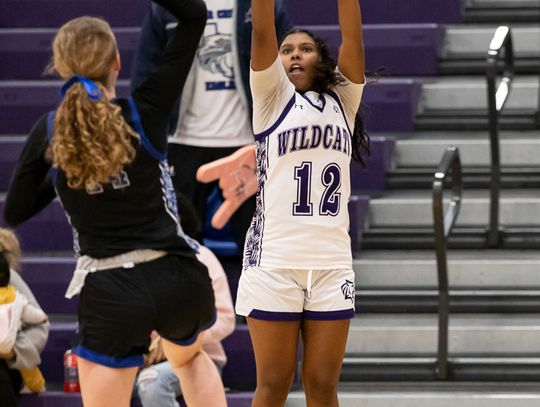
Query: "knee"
302 371 339 401
256 371 295 404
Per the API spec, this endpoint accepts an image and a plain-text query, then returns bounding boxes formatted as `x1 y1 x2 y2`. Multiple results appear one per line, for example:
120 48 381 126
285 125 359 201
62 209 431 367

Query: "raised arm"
337 0 365 83
130 5 169 91
251 0 279 71
131 0 207 150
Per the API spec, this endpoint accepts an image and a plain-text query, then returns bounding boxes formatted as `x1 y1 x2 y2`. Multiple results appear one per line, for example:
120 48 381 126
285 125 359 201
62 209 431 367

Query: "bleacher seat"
351 135 396 191
309 24 443 76
285 0 462 25
0 28 140 80
0 24 442 81
0 197 73 251
21 256 77 314
0 1 147 28
0 79 420 134
0 136 24 190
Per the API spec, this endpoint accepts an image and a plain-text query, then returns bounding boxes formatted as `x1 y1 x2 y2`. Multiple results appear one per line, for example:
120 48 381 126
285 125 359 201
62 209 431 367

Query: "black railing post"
432 146 462 380
537 65 540 128
486 26 514 247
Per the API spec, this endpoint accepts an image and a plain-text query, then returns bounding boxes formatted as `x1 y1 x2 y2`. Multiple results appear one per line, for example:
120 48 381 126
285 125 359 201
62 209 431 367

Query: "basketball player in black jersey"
3 1 227 406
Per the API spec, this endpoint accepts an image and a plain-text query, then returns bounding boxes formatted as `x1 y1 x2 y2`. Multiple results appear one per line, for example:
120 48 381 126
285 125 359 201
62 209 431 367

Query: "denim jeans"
136 360 222 407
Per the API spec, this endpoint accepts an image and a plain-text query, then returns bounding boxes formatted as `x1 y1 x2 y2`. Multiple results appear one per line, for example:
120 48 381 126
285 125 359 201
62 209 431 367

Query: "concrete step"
354 250 540 289
391 130 540 167
418 76 539 114
367 189 540 228
287 383 540 406
463 0 540 23
346 314 540 355
442 25 540 60
356 290 540 313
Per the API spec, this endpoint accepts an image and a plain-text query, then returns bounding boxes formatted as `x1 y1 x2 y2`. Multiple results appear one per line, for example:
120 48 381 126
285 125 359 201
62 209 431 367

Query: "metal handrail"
537 64 540 128
432 146 462 380
486 26 514 247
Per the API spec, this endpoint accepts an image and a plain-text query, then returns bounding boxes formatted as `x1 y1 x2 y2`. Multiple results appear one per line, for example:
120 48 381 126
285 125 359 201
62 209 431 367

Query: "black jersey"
4 0 208 259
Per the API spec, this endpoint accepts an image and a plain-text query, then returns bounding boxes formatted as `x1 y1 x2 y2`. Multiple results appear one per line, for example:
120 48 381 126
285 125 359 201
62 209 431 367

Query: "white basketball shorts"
236 266 355 321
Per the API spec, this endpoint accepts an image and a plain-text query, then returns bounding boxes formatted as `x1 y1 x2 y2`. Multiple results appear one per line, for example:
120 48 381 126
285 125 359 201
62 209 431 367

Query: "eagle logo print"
197 23 234 79
341 279 355 303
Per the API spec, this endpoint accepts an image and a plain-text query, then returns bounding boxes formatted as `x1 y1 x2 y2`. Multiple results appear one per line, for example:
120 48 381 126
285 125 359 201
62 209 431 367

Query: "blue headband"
60 76 102 101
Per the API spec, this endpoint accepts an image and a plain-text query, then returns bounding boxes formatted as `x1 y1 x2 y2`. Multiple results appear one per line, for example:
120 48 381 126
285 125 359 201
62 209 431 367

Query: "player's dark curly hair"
279 28 370 167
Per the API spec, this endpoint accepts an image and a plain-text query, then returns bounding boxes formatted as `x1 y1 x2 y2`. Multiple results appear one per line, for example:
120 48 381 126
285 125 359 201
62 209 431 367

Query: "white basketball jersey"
244 58 364 270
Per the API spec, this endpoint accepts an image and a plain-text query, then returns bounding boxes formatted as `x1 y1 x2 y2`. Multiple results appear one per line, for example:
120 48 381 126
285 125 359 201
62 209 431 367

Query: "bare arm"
337 0 365 83
251 0 279 71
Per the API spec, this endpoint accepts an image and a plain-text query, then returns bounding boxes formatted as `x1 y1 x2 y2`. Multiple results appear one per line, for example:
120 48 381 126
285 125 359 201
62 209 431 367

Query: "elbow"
3 207 21 228
3 199 26 228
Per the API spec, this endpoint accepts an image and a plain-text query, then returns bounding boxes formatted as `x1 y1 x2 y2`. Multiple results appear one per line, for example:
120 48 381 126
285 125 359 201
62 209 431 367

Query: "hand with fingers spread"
196 145 257 229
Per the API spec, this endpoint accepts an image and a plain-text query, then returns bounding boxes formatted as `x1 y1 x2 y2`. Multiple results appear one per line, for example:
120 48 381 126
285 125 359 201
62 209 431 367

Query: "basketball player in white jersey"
234 0 368 406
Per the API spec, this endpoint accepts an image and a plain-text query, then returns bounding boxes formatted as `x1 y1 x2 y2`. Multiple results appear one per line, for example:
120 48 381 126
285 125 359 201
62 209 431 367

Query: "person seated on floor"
0 228 49 407
136 194 235 407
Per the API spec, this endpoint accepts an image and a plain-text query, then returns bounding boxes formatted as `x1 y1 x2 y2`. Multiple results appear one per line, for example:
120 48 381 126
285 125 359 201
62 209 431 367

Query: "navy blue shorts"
76 254 216 368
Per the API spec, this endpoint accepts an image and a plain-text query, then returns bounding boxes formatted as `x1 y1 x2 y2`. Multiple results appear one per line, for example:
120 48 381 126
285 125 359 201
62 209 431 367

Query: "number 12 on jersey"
293 161 342 216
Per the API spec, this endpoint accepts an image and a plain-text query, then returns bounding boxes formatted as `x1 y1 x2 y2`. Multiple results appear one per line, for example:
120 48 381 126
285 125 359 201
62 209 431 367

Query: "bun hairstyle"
45 16 139 191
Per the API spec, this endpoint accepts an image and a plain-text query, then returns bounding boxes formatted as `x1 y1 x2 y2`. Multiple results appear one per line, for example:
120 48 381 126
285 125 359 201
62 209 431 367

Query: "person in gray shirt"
0 228 49 407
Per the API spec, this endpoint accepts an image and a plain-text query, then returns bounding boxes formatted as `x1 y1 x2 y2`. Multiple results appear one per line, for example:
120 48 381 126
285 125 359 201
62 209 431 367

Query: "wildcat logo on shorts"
341 279 355 303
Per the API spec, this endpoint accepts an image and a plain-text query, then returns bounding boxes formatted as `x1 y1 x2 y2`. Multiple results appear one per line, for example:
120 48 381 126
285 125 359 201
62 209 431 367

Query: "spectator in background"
0 228 49 407
131 0 290 249
136 193 235 407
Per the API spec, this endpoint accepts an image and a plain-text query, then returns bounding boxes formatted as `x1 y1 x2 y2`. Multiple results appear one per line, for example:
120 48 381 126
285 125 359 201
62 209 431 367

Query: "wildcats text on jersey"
277 124 352 157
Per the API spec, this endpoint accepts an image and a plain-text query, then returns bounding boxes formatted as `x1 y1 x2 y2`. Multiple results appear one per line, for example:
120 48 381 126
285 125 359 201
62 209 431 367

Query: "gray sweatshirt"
7 271 49 370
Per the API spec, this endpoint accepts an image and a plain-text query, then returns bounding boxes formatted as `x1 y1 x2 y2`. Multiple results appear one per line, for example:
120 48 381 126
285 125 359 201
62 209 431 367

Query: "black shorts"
75 254 216 368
